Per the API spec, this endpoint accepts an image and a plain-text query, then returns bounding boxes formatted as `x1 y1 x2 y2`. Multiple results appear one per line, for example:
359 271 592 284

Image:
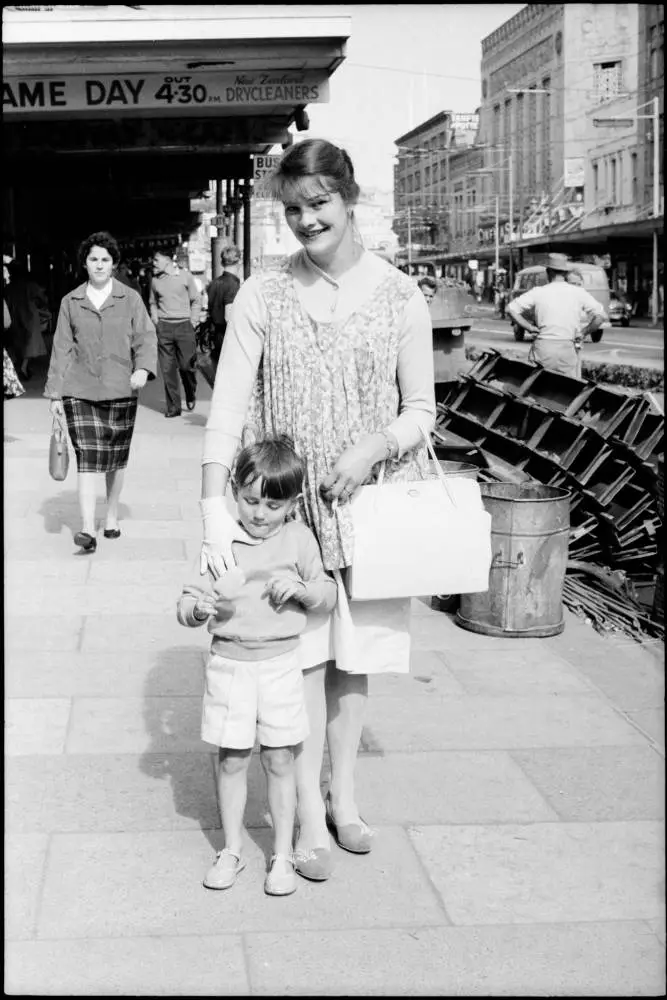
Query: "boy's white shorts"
201 646 310 750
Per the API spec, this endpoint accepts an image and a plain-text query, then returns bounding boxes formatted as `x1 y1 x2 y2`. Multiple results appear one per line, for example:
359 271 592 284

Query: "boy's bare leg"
261 745 297 859
217 747 252 855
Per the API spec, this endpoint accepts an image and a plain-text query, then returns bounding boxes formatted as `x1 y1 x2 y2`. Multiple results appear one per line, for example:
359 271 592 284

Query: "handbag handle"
376 427 457 505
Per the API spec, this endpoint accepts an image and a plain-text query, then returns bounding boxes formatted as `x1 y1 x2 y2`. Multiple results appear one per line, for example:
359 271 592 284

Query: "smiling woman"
199 138 436 885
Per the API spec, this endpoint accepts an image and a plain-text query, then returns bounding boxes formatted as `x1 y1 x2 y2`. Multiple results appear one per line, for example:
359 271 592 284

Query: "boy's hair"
417 276 437 292
233 435 305 501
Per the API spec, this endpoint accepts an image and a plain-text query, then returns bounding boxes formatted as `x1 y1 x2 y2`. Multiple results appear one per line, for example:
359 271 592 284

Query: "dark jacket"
206 271 240 327
44 279 157 401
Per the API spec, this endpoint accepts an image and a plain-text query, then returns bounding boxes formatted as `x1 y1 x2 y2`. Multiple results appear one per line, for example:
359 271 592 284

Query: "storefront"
3 5 350 300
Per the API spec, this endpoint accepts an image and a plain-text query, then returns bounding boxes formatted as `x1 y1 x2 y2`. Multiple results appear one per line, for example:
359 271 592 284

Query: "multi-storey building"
639 4 664 216
393 112 453 255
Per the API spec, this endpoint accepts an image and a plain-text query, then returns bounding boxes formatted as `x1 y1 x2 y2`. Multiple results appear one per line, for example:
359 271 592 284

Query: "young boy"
178 436 337 896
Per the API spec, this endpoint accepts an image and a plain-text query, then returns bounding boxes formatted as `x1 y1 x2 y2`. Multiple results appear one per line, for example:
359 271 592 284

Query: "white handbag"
345 430 492 601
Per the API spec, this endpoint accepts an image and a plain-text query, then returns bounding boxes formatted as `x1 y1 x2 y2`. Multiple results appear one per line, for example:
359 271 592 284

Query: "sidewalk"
4 375 665 997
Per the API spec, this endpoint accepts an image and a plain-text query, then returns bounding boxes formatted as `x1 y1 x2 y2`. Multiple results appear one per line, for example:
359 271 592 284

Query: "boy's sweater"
178 520 337 661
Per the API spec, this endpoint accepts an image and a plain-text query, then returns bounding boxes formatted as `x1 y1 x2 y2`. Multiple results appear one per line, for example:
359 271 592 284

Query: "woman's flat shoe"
325 794 374 854
73 531 97 552
292 846 333 881
103 529 121 539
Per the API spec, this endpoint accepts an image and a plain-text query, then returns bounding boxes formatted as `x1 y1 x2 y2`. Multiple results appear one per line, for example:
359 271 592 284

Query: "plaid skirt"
63 397 138 473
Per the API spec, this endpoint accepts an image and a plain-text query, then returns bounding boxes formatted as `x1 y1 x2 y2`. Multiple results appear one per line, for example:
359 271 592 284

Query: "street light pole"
494 194 500 276
407 205 413 270
652 95 660 326
508 152 514 286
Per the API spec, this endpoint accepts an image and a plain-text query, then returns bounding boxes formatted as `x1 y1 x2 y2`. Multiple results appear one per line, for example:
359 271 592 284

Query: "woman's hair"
233 435 305 501
78 231 120 268
417 276 438 292
268 139 360 206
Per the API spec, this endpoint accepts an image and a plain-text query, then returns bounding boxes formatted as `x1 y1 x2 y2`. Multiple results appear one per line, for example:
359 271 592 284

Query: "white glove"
130 369 148 390
199 496 260 578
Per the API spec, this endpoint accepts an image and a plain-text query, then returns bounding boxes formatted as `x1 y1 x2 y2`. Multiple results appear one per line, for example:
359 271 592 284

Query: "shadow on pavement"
38 490 131 536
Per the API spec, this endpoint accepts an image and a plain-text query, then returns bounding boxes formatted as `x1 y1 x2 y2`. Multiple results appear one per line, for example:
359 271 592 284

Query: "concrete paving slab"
64 696 206 755
543 626 665 713
4 614 84 652
354 751 558 824
243 922 666 997
408 821 665 925
5 559 92 586
83 537 189 561
36 827 447 939
369 651 467 698
6 753 219 834
5 834 50 940
86 518 202 540
6 582 180 617
5 935 250 997
410 612 544 653
6 698 72 756
79 614 208 650
87 558 191 586
362 694 647 752
441 648 596 696
625 709 665 748
5 647 205 699
511 747 666 821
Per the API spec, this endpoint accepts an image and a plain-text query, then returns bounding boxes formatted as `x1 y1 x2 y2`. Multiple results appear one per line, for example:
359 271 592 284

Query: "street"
467 311 664 370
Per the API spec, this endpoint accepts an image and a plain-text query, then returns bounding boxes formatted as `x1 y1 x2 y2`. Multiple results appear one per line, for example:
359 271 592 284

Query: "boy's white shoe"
264 853 297 896
203 848 246 890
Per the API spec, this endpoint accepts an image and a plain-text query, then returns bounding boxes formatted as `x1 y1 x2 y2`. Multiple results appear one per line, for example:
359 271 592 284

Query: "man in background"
149 248 202 418
508 253 606 376
417 275 437 308
205 245 241 368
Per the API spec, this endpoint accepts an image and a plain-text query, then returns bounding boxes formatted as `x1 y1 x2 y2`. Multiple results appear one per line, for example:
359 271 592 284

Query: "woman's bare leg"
294 662 329 850
77 472 98 536
325 664 368 825
105 469 125 531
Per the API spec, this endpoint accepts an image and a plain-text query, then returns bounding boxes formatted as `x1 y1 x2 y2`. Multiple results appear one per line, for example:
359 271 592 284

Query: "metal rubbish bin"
456 482 571 637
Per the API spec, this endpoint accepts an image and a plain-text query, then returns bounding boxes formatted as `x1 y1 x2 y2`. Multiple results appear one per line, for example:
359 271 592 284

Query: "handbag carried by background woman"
48 413 70 481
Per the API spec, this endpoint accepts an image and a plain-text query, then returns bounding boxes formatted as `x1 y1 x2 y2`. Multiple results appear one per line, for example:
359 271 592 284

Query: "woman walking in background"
199 139 435 881
44 231 157 553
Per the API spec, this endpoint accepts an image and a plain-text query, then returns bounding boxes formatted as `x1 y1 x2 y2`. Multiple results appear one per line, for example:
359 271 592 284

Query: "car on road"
608 291 632 327
509 262 610 343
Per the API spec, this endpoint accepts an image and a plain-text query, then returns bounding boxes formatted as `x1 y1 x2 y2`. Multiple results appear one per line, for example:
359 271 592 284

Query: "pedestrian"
417 275 437 307
4 260 50 381
507 252 607 376
178 435 337 895
206 245 241 368
199 138 436 882
149 248 202 417
44 230 157 553
4 287 24 398
113 259 141 294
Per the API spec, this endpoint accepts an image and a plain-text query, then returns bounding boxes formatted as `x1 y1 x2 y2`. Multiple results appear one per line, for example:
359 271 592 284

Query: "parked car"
509 262 610 343
608 291 632 327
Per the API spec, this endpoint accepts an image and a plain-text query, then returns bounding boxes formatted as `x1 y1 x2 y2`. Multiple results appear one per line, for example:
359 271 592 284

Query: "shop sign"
253 154 282 197
3 71 329 115
468 259 479 270
451 112 479 133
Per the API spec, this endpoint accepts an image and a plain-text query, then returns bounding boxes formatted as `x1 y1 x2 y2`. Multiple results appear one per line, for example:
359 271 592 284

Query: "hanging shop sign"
252 154 282 197
3 71 329 115
564 157 585 189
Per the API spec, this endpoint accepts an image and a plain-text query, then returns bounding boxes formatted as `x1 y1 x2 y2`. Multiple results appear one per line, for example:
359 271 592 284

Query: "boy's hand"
194 594 216 620
263 574 306 608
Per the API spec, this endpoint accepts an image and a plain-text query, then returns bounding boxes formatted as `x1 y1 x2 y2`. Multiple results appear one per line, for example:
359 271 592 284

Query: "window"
610 157 617 204
593 61 623 103
617 152 623 204
631 152 638 204
593 162 599 203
